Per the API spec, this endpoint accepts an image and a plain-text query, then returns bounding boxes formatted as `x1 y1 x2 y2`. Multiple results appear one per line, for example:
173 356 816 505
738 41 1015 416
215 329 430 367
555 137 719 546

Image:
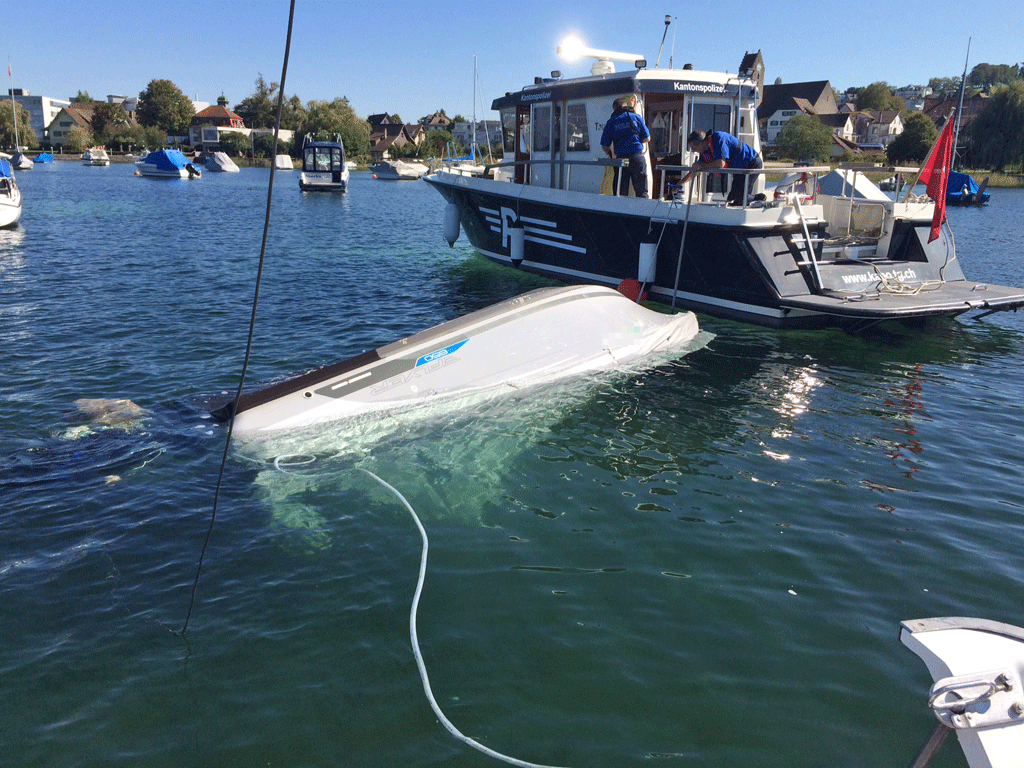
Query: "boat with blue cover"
946 170 989 206
0 158 22 228
33 152 55 164
135 148 201 179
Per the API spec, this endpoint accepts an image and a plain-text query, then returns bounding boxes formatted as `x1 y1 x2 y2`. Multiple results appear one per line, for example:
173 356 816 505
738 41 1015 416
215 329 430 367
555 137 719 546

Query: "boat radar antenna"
557 36 645 75
655 15 671 68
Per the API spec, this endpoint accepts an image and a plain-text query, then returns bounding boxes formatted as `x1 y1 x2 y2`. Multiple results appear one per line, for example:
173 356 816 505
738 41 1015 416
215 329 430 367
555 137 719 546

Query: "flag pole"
902 110 954 202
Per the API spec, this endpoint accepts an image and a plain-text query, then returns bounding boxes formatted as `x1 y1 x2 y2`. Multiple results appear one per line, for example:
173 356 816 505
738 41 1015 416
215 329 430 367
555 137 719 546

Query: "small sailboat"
7 67 32 171
0 158 23 228
947 38 989 207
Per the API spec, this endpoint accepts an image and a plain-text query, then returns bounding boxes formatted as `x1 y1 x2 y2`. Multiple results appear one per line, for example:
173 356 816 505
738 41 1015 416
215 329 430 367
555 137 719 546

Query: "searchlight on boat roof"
557 36 644 75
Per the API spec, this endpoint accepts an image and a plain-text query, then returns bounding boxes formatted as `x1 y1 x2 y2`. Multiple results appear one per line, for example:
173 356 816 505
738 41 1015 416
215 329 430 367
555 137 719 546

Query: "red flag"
918 119 954 243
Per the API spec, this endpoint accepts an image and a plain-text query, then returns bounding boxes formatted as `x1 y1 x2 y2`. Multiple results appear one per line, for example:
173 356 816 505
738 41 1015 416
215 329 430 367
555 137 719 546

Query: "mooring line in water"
359 468 571 768
177 0 297 636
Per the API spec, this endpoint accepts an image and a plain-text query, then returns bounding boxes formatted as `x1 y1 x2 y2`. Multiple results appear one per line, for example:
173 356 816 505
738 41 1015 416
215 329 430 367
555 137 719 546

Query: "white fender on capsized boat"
901 617 1024 768
214 285 701 433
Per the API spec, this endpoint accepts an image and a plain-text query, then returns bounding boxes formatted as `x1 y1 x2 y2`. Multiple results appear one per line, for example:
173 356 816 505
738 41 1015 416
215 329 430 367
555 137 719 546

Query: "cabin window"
533 105 551 153
565 103 589 151
500 109 516 153
689 102 732 137
649 110 673 155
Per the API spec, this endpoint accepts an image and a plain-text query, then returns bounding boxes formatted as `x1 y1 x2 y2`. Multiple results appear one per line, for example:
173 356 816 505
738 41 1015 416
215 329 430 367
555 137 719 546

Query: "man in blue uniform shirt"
681 130 763 206
600 97 651 198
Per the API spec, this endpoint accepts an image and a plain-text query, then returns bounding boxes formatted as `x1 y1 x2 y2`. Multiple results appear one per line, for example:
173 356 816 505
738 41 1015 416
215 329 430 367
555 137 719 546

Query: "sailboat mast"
8 59 19 149
472 55 476 162
952 37 971 170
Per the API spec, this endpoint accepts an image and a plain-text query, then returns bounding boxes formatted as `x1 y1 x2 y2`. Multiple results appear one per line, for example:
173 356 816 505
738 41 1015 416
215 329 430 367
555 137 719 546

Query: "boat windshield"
305 146 344 171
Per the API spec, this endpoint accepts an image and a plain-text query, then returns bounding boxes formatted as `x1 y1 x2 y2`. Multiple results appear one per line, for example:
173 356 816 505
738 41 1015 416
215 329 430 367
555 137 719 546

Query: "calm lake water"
2 161 1023 768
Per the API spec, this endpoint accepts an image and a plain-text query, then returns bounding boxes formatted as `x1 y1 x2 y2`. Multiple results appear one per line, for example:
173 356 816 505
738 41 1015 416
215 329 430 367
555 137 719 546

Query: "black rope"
177 0 297 635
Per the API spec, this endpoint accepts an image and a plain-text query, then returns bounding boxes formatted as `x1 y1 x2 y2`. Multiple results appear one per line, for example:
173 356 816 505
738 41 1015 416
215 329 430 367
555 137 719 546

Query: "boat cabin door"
528 103 558 188
514 105 531 185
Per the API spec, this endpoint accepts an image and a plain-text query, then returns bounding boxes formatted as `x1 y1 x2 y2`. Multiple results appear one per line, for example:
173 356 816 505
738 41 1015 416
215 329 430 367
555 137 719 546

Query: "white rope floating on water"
359 468 571 768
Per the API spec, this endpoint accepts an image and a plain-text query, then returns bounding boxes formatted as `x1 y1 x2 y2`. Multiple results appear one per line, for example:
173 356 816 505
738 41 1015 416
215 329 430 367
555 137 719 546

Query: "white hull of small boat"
82 147 110 166
0 160 21 227
0 195 21 227
215 285 700 433
902 617 1024 768
135 163 200 178
371 160 429 180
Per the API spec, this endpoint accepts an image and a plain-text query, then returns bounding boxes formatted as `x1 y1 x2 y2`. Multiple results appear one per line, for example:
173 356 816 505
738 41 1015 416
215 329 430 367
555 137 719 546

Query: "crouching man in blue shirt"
681 130 764 206
600 97 651 198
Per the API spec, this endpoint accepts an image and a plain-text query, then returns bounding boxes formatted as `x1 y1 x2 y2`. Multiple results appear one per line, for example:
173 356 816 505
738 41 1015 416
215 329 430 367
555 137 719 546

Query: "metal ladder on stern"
787 195 826 292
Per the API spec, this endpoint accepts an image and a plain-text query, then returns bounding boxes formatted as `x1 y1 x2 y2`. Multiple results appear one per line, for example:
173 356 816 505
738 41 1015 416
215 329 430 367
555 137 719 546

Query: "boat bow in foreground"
902 617 1024 768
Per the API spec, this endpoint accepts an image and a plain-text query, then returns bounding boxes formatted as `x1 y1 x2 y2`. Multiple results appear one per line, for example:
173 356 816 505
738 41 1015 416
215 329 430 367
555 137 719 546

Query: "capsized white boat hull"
902 617 1024 768
215 285 700 433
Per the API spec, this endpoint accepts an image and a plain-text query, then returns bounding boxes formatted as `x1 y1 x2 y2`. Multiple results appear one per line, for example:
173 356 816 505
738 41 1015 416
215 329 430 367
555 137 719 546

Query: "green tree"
417 129 460 159
775 114 832 162
0 101 37 148
968 63 1021 90
217 131 252 157
281 95 306 131
855 82 904 112
968 80 1024 171
71 90 93 103
106 120 143 152
886 111 938 163
252 132 289 158
300 97 370 157
233 74 277 129
137 79 195 135
927 76 961 98
138 125 168 150
92 102 129 141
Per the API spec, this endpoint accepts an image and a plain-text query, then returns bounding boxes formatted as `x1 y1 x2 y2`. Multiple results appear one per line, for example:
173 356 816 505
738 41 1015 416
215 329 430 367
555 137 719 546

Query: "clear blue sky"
7 0 1021 123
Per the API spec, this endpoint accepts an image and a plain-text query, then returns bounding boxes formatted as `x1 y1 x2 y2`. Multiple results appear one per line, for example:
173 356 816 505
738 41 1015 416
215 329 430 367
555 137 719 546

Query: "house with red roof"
190 96 247 150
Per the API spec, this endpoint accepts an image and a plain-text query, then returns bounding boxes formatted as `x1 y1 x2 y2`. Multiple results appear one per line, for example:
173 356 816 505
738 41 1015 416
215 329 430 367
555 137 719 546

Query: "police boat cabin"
424 38 1024 331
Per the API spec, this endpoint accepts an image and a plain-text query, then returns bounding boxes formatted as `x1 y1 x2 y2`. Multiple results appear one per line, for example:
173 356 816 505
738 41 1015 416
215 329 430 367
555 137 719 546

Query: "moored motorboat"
33 152 55 164
205 151 240 172
298 133 349 191
0 158 22 228
424 36 1024 331
946 170 989 206
81 147 110 166
135 148 201 179
212 285 700 433
370 159 429 180
274 153 294 170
